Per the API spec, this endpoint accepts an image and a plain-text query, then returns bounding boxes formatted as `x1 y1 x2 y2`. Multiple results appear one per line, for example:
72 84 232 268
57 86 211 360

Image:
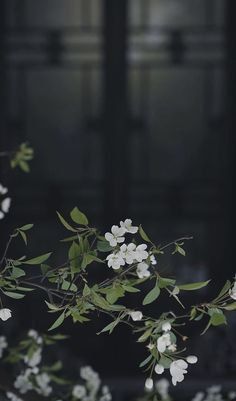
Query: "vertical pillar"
102 0 129 226
225 1 236 275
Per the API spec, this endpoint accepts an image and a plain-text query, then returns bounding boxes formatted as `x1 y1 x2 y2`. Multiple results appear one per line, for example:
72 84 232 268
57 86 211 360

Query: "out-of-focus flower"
0 308 12 321
145 378 154 390
72 384 87 399
154 364 164 375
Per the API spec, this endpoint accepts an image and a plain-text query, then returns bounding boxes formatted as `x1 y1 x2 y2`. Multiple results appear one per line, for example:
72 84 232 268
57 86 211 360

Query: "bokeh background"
0 0 236 399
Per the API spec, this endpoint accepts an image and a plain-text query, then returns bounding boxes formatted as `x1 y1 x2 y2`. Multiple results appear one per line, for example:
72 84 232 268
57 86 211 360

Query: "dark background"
0 0 236 399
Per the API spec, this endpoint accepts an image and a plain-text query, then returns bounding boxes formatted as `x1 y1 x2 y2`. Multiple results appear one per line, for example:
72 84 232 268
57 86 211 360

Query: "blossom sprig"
0 207 236 387
1 329 111 401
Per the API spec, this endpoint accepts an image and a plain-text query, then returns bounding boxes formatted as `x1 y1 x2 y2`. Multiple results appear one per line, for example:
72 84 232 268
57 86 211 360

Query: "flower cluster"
3 329 111 401
192 386 236 401
13 330 52 397
145 322 198 387
105 219 156 272
0 183 11 219
72 366 112 401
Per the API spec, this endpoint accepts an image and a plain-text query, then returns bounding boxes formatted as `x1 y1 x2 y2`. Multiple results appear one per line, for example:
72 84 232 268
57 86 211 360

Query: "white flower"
0 308 12 321
145 378 153 390
207 385 222 394
136 262 150 279
191 392 205 401
105 226 125 247
24 348 42 367
229 282 236 300
186 355 198 364
154 364 164 374
0 184 8 195
162 322 171 332
228 391 236 400
150 254 157 265
14 371 33 394
1 197 11 213
6 392 23 401
35 373 52 396
170 359 188 386
119 243 136 264
28 329 38 339
157 333 171 353
106 253 125 270
129 311 143 321
120 219 138 234
155 378 170 399
168 344 177 352
0 335 7 357
72 384 87 399
135 244 149 262
80 366 96 381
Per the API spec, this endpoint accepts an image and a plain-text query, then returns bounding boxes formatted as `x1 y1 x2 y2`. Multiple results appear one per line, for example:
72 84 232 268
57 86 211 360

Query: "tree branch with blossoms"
0 208 236 388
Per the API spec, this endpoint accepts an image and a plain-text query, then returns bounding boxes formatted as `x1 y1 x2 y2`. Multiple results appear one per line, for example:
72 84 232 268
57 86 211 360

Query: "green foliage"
10 142 34 172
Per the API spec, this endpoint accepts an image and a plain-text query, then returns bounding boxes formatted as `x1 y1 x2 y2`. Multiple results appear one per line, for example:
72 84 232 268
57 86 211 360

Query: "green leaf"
97 240 113 252
45 301 62 312
106 286 125 304
23 252 52 265
159 277 176 289
139 225 151 242
123 285 140 293
61 280 77 292
159 355 172 369
209 308 227 326
178 280 210 291
19 230 27 245
83 284 91 297
139 354 153 368
11 267 26 278
213 280 231 303
69 242 81 272
137 328 153 343
143 283 160 305
18 224 34 231
56 211 77 232
224 302 236 310
2 291 25 299
98 319 119 334
70 207 88 226
82 254 102 269
48 311 65 331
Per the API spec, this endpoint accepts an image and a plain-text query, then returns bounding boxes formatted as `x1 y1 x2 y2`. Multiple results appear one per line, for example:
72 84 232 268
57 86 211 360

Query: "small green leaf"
48 311 65 331
143 283 160 305
83 284 91 297
97 240 113 252
2 291 25 299
69 242 81 272
123 285 140 293
19 230 27 245
82 254 102 269
224 302 236 310
213 280 231 303
97 319 119 334
139 354 153 368
139 225 151 242
11 267 26 278
70 207 88 226
23 252 52 265
137 328 153 343
178 280 210 291
56 211 77 232
159 277 176 289
18 224 34 231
